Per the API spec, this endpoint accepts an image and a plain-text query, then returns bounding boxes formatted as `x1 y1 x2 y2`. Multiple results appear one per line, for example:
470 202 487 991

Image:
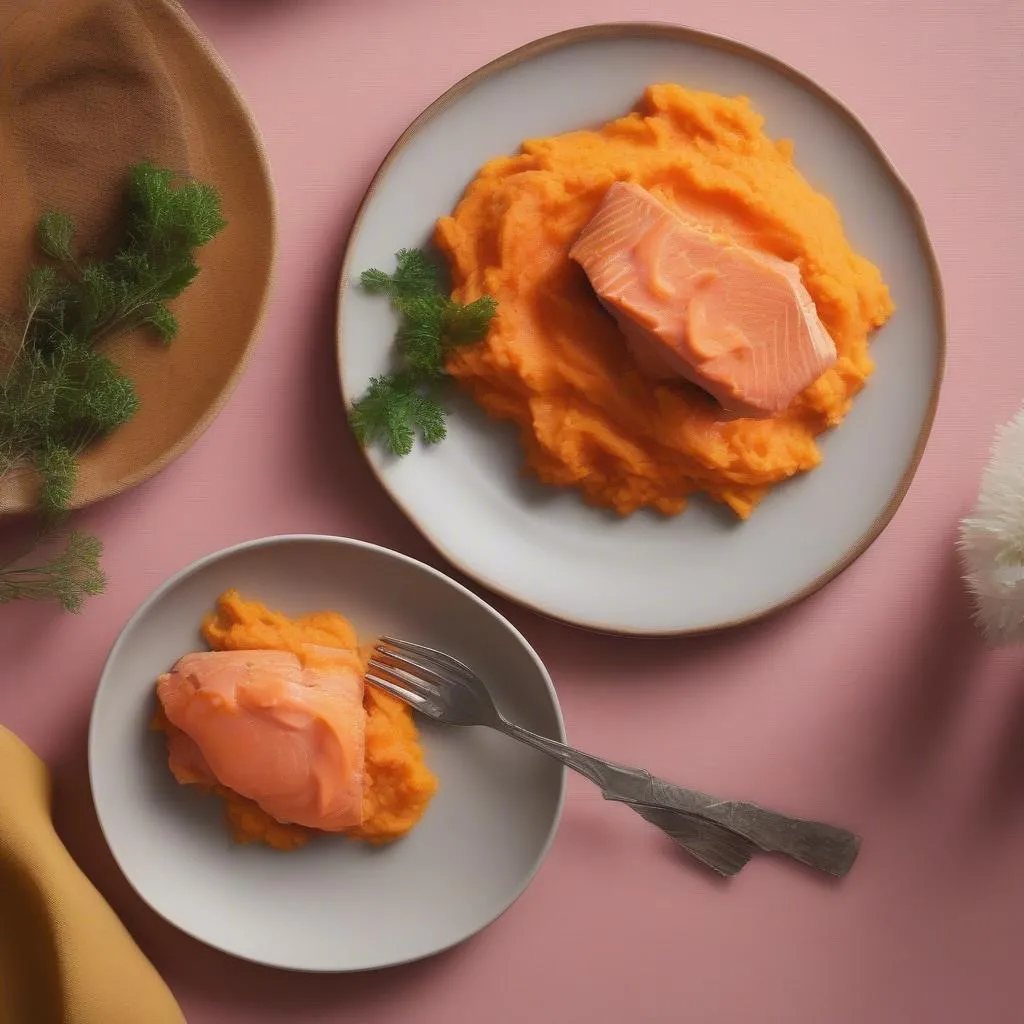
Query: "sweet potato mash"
435 83 894 517
154 590 437 850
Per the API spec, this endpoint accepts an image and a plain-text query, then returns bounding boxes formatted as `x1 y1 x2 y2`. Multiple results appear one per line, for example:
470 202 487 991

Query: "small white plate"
89 535 565 972
337 24 944 636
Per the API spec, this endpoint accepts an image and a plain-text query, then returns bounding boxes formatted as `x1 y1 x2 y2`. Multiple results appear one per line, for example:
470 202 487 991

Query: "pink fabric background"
1 0 1022 1020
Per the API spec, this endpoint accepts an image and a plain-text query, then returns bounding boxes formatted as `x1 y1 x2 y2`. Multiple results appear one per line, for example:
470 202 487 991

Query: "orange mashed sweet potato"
153 589 438 850
435 83 894 518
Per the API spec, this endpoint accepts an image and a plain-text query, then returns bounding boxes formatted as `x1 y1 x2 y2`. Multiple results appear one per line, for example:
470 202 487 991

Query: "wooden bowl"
0 0 275 516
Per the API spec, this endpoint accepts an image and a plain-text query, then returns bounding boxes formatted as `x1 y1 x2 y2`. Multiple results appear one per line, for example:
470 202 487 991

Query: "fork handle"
494 720 752 876
497 720 860 878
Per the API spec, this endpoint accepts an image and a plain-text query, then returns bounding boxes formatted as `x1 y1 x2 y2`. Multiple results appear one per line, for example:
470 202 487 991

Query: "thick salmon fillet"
157 647 367 830
569 181 837 418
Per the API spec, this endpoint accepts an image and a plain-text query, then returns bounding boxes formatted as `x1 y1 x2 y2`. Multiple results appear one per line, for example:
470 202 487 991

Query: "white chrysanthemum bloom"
959 404 1024 645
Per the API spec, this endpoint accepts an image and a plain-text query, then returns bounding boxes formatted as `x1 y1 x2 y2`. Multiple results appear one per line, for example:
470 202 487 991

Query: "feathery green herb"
350 249 497 456
350 372 447 456
360 248 439 302
0 531 106 613
0 162 226 611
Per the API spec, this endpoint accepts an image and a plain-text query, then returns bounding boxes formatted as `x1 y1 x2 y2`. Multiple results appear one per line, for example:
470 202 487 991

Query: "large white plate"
337 25 944 636
89 536 565 972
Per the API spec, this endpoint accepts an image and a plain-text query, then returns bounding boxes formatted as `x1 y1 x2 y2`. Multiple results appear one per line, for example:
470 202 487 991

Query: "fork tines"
366 637 450 709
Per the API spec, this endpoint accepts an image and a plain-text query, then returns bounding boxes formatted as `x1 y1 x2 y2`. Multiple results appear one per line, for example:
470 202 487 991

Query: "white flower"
959 404 1024 644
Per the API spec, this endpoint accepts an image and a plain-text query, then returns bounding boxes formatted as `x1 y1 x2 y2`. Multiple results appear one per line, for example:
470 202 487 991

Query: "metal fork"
369 639 752 876
367 637 861 879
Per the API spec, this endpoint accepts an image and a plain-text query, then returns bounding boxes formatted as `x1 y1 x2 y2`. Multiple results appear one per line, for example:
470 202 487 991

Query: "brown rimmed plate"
0 0 275 516
336 24 945 636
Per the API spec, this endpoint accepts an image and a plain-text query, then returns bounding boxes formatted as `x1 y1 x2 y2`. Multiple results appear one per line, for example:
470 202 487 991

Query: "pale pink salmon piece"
164 726 217 787
569 181 837 418
157 647 366 830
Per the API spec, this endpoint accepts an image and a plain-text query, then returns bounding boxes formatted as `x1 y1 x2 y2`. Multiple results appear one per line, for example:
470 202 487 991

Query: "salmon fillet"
157 647 367 831
569 181 837 418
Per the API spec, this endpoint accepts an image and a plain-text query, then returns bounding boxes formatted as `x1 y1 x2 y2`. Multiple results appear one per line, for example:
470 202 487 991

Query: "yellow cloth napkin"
0 727 185 1024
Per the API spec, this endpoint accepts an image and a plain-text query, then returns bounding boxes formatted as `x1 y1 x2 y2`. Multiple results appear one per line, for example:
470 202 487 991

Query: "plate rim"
87 532 568 973
0 0 278 518
335 21 947 638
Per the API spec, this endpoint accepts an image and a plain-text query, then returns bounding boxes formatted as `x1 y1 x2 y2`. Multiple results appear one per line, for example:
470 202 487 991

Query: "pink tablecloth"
2 0 1022 1020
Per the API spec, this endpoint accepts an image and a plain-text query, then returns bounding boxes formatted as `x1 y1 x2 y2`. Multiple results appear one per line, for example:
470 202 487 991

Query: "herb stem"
349 248 496 457
0 162 226 610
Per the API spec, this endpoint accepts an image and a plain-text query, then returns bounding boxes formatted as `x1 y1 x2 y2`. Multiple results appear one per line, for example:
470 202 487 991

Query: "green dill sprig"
26 163 225 354
0 161 226 611
350 372 447 457
0 531 106 613
350 249 496 456
360 247 439 302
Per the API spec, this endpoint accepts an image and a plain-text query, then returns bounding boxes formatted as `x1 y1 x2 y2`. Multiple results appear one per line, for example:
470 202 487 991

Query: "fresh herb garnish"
349 248 496 456
350 372 447 457
0 162 226 611
0 530 106 613
360 248 440 303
